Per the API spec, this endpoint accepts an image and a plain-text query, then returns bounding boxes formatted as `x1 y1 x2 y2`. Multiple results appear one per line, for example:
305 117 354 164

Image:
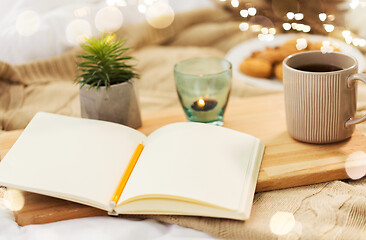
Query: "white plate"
225 34 365 91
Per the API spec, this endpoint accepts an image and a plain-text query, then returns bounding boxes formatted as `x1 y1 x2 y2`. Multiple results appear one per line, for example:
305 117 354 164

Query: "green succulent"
76 34 138 89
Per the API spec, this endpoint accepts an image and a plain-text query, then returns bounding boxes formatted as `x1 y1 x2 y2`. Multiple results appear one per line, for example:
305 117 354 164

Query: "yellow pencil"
109 143 144 209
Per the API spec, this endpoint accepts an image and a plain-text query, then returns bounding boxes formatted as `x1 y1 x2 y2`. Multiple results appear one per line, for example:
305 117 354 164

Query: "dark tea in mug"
294 64 343 72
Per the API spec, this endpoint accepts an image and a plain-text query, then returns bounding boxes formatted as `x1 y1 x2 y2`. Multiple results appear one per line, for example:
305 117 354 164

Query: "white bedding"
0 207 216 240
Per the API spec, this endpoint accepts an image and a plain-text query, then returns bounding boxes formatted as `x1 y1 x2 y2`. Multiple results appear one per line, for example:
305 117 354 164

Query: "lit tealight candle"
191 98 217 111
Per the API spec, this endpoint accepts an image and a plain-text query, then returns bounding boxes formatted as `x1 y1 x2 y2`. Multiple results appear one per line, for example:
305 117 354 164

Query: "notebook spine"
107 201 119 216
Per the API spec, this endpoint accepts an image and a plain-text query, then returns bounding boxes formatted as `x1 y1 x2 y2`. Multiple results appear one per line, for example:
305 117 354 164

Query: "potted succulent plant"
76 34 142 129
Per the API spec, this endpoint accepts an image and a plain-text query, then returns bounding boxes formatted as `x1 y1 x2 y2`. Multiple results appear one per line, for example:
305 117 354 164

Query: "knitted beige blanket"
1 8 366 240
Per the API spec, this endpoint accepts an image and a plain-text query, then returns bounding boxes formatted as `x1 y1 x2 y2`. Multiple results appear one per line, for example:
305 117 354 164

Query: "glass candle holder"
174 57 232 126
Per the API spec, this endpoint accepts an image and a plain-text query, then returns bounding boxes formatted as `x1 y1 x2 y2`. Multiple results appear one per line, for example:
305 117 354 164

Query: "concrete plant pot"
79 79 142 129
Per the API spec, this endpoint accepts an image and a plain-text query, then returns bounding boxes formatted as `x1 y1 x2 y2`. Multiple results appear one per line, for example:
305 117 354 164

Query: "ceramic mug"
283 51 366 144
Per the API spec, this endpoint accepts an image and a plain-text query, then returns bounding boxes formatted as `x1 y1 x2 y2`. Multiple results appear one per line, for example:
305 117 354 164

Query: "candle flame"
198 98 205 107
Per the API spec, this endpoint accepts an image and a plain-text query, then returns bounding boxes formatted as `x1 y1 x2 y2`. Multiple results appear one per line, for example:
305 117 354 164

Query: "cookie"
274 63 283 81
256 49 283 63
239 58 272 78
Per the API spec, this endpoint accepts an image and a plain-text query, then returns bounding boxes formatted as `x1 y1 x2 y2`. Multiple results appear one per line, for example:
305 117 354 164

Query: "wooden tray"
1 93 366 226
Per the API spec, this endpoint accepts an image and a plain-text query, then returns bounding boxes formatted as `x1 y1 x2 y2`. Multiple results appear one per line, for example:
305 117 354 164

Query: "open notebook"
0 112 265 220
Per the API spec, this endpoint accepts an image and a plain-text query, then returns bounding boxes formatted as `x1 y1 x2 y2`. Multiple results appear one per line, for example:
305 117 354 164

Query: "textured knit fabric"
1 8 366 240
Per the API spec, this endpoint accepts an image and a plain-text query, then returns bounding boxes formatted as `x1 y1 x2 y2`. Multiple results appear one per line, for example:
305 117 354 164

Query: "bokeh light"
319 13 327 22
258 33 274 42
66 19 92 45
286 12 295 20
240 9 249 18
283 23 291 31
345 36 353 44
231 0 239 8
350 0 360 9
328 14 335 21
345 151 366 180
261 27 269 34
2 189 25 211
303 25 311 32
145 2 175 29
95 6 123 33
324 24 335 32
251 24 261 32
296 38 308 50
321 40 335 53
270 211 296 235
16 10 40 37
248 7 257 16
294 13 304 20
138 4 147 13
239 22 249 31
296 24 305 31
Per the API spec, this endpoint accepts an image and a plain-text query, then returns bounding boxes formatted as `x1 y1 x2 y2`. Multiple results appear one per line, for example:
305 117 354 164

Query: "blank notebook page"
0 112 146 209
120 122 261 211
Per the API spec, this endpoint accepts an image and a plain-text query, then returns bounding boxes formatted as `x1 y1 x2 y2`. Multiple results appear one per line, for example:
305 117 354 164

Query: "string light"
328 14 335 21
239 22 249 31
231 0 239 8
303 25 311 32
342 30 351 38
283 23 291 31
240 9 249 17
345 36 353 44
261 27 269 34
321 40 334 53
319 13 327 21
324 24 335 32
352 38 366 47
296 24 305 31
268 28 276 35
294 13 304 20
248 7 257 16
286 12 295 20
359 39 366 47
251 24 261 32
296 38 308 50
258 33 274 42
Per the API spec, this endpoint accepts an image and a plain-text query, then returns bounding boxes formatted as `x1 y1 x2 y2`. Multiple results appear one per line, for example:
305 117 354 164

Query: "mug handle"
345 73 366 128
